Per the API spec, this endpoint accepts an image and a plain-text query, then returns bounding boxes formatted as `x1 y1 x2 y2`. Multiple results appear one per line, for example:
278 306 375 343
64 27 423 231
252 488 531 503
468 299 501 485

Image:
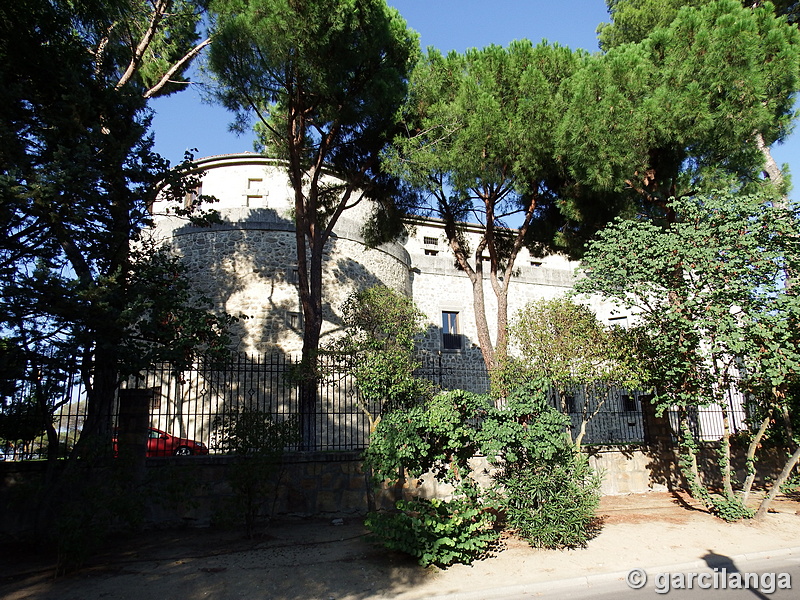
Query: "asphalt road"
497 556 800 600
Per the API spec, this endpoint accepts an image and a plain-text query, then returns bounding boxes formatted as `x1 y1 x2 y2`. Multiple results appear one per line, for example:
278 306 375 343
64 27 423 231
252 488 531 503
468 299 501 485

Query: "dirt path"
2 492 799 600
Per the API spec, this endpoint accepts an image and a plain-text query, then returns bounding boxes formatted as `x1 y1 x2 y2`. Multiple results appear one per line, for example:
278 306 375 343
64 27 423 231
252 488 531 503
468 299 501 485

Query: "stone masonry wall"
159 210 411 355
1 446 788 533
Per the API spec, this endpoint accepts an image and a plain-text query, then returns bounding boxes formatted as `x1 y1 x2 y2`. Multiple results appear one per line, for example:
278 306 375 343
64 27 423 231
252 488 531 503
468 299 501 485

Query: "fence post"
117 388 154 477
640 396 670 446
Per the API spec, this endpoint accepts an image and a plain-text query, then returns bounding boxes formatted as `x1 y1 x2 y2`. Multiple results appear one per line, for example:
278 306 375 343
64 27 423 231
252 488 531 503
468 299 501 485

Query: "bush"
365 493 498 568
364 383 602 564
498 456 600 548
482 380 602 549
364 390 497 567
212 406 298 537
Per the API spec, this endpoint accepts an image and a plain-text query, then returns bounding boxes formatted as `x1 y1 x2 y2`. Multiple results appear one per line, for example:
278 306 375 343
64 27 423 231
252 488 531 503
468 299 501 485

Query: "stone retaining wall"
0 445 787 533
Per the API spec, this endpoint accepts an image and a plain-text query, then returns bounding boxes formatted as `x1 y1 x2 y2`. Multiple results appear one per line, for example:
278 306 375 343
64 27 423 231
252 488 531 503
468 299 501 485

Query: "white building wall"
150 153 628 369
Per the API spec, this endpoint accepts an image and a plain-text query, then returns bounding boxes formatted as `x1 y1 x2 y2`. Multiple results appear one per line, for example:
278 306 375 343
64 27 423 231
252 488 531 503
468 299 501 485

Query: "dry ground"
2 491 799 600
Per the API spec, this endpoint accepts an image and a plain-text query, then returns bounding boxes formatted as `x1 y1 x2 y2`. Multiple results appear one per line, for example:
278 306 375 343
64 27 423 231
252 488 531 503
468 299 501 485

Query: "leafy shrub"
710 496 754 522
482 380 602 549
364 390 496 567
498 456 600 548
365 493 498 568
364 383 602 564
212 406 298 537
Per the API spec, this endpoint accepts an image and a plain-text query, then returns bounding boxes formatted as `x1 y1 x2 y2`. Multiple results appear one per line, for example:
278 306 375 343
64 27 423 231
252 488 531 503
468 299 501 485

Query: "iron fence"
1 354 751 460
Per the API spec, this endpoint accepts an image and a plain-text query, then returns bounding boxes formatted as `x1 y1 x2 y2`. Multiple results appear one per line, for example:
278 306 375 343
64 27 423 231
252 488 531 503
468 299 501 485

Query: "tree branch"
143 37 212 99
116 0 170 91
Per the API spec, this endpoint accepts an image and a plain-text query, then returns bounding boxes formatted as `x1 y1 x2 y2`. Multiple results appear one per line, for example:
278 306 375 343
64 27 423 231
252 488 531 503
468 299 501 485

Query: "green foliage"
330 286 433 420
208 0 420 447
501 302 644 449
365 383 601 564
508 297 644 390
364 495 498 568
364 389 497 567
482 381 602 548
597 0 708 50
499 457 601 548
576 189 800 517
387 40 616 369
480 380 574 465
779 471 800 495
711 496 755 522
212 406 299 537
562 0 800 206
364 390 489 485
0 0 222 457
598 0 800 51
576 190 800 410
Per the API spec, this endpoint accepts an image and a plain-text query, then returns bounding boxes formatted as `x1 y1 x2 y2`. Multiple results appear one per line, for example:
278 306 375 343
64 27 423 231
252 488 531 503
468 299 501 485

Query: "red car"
114 427 209 457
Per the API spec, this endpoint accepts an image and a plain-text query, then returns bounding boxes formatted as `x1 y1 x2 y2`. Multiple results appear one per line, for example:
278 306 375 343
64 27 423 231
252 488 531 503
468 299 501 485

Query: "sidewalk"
2 491 799 600
419 492 800 600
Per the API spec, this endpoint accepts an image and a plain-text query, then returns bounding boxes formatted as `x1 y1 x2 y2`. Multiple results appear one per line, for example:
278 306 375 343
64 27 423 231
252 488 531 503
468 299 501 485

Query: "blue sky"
149 0 798 198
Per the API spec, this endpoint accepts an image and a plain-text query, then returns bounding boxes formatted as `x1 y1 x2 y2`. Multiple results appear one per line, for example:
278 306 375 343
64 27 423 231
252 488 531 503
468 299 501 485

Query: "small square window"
286 311 303 330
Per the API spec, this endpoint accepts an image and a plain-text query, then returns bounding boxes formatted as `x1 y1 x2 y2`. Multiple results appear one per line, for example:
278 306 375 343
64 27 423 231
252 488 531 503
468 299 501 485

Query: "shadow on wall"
171 208 400 355
414 323 489 394
148 208 398 451
131 349 374 454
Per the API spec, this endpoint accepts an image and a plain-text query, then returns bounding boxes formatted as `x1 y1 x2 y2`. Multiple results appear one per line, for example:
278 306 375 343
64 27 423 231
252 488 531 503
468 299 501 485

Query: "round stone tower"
149 153 411 355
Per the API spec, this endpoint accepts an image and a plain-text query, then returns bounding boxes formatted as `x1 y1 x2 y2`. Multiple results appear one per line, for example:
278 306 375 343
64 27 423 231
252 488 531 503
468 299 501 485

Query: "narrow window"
286 311 303 330
184 184 201 209
423 236 438 246
530 260 543 268
442 311 461 350
622 395 637 412
424 249 439 256
566 395 577 413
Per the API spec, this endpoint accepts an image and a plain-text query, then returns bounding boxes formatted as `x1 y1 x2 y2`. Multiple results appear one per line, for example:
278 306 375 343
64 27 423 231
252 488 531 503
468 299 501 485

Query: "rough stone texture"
149 154 600 373
1 445 789 532
154 213 410 355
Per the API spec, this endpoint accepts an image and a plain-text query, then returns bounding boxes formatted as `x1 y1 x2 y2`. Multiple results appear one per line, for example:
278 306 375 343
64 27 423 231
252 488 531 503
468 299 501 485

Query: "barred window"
442 311 462 350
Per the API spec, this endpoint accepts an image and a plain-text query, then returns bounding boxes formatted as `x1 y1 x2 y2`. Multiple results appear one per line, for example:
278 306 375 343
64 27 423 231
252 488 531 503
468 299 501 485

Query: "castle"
142 153 742 448
150 153 622 391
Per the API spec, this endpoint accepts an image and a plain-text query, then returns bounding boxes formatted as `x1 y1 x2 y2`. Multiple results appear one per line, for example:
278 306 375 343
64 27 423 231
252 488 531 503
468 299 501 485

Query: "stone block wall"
0 445 790 534
157 211 411 355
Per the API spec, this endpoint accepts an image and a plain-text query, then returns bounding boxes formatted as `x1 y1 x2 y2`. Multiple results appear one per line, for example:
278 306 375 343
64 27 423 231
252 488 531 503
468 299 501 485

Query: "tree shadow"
414 324 488 394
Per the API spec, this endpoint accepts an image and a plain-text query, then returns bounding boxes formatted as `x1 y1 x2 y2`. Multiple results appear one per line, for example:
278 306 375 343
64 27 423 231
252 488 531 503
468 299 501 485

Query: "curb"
425 546 800 600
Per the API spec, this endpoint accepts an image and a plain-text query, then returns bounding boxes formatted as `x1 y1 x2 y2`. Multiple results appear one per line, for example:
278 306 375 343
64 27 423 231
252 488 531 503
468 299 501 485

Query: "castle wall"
150 154 628 368
151 156 411 355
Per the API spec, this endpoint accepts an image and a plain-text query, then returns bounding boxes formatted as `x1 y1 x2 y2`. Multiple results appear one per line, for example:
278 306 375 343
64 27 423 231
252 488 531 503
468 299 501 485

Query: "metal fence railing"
1 355 751 460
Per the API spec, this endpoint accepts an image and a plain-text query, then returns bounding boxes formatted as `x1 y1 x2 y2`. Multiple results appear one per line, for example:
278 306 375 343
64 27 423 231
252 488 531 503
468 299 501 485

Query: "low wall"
0 445 787 533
